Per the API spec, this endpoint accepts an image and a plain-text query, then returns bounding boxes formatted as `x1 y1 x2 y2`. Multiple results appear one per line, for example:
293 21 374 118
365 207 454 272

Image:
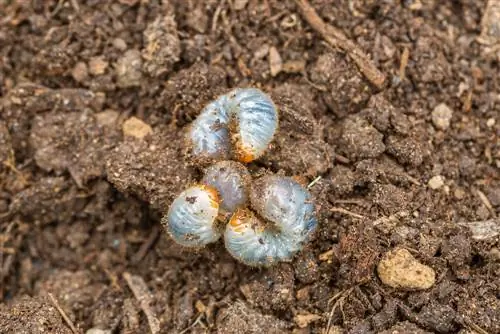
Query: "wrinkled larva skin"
164 185 221 247
224 176 317 266
186 88 278 164
187 96 230 163
226 88 278 163
201 161 251 215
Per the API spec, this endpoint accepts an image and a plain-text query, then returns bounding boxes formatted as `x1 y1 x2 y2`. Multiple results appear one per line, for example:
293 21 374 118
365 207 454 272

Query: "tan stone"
122 117 152 139
377 248 435 290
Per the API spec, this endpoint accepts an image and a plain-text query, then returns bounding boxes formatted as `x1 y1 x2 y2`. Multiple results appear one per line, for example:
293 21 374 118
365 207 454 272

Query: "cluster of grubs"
162 88 317 267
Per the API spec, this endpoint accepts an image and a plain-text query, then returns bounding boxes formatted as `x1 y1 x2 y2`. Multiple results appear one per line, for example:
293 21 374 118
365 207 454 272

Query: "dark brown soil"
0 1 499 333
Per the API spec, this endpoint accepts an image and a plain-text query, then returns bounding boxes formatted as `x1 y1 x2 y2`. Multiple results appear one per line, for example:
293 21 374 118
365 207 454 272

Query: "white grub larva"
187 96 231 164
224 175 317 266
201 160 251 215
226 88 278 163
186 88 278 164
164 184 222 248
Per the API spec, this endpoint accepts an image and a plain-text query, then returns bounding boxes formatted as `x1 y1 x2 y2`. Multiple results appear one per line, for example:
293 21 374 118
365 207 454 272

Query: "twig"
295 0 386 89
307 175 322 189
399 47 410 80
334 153 350 164
475 189 496 218
330 207 366 220
325 287 354 334
131 225 160 264
179 313 206 334
48 292 79 334
404 173 421 186
123 272 160 334
211 0 225 33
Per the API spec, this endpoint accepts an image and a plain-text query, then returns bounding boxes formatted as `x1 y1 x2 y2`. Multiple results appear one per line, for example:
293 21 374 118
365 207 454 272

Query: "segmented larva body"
224 175 317 266
165 161 251 248
201 161 251 215
164 185 221 247
187 88 278 164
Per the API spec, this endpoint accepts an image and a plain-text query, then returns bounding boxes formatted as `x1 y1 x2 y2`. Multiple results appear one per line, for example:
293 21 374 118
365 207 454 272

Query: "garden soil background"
0 1 499 333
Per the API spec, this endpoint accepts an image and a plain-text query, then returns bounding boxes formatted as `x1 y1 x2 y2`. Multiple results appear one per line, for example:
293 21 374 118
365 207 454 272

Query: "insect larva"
224 175 317 266
187 88 278 164
201 160 251 216
163 184 222 247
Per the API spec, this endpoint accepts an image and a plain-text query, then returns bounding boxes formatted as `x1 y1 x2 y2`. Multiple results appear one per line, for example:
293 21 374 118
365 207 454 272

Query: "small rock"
431 103 453 130
116 50 142 88
71 62 89 82
233 0 249 10
88 57 109 76
486 117 496 127
269 46 282 77
112 38 127 51
86 329 112 334
377 248 436 290
460 219 500 241
454 187 465 199
294 313 322 328
488 248 500 262
428 175 445 189
122 117 152 139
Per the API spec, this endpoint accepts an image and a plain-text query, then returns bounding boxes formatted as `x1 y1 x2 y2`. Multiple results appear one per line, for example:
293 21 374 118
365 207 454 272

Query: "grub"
0 1 498 332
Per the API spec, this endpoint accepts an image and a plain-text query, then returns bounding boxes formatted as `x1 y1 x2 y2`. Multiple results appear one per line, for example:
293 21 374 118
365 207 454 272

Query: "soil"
0 1 499 333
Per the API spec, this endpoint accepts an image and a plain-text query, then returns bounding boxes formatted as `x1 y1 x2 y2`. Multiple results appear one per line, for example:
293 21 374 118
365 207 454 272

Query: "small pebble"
112 38 127 51
116 50 143 88
428 175 445 189
85 329 112 334
488 247 500 262
454 187 465 199
431 103 453 130
122 117 153 139
486 117 495 127
88 56 109 76
293 313 321 328
269 46 283 77
377 248 436 290
71 62 88 82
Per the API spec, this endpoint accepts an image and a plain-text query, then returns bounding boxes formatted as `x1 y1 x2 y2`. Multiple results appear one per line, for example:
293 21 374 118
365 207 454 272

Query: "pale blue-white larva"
163 184 222 247
201 160 251 215
187 88 278 164
224 175 317 266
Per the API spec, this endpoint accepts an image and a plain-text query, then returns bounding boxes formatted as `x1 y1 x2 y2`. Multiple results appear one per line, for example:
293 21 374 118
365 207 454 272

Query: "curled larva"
163 185 222 247
187 96 230 163
187 88 278 164
201 160 251 215
226 88 278 163
224 176 317 266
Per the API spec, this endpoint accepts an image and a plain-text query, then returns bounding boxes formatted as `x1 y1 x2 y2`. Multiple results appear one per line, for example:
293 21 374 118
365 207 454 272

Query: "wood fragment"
307 175 322 189
476 189 496 217
123 272 160 334
295 0 386 89
334 153 350 164
399 47 410 80
131 225 160 264
48 292 80 334
330 207 366 219
269 46 283 76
